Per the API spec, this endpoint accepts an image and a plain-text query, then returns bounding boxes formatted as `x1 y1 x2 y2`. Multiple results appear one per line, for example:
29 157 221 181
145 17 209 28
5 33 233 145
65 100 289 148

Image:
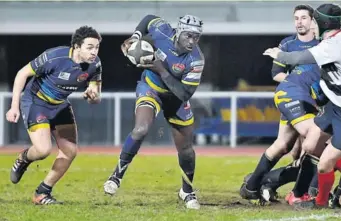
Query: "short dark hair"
71 26 102 48
294 4 314 18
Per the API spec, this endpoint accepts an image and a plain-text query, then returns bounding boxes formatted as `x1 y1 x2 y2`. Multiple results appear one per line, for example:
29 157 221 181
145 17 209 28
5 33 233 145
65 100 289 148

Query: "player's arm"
131 14 161 39
156 59 204 102
268 37 339 67
271 40 289 82
10 64 35 111
276 50 317 66
121 15 161 56
84 60 102 104
11 51 50 110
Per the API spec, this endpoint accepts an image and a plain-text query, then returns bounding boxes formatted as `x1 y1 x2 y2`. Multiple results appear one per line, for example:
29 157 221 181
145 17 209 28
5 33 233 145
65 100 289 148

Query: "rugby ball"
126 40 154 65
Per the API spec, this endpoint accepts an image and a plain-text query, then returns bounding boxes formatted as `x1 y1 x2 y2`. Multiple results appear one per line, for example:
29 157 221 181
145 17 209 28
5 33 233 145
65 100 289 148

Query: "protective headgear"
313 4 341 36
176 15 203 39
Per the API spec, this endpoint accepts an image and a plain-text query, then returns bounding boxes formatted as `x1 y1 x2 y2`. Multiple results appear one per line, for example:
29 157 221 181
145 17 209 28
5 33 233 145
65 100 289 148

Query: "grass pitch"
0 153 340 221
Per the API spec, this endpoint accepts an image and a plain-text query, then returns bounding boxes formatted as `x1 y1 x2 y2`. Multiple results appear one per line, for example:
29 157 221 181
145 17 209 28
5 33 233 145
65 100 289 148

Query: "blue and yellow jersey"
26 46 102 104
275 35 320 91
141 17 205 94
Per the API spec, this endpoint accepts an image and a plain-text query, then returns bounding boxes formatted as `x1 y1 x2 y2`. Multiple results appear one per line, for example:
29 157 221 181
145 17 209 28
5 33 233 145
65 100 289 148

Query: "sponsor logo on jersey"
57 85 78 91
58 72 71 80
155 49 167 61
77 73 89 82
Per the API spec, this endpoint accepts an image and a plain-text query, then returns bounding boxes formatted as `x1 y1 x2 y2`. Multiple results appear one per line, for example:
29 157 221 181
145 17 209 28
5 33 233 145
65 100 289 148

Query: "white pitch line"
250 214 341 221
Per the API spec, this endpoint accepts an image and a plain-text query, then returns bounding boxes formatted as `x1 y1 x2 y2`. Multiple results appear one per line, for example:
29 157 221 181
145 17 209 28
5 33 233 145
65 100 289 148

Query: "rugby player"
103 14 204 210
240 5 328 203
6 26 102 205
263 3 341 209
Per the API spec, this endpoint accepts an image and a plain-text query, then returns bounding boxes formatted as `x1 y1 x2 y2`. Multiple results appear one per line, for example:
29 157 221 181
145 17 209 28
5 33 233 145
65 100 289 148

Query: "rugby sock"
21 148 32 163
36 182 52 195
111 134 143 180
316 170 334 206
178 148 196 193
335 159 341 172
293 154 318 197
261 164 299 191
246 153 279 191
309 172 318 189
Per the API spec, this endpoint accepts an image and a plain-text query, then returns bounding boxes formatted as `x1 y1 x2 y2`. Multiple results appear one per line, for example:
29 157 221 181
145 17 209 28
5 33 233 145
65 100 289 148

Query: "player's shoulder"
89 56 102 74
279 35 297 47
189 45 205 66
149 16 174 38
45 46 71 60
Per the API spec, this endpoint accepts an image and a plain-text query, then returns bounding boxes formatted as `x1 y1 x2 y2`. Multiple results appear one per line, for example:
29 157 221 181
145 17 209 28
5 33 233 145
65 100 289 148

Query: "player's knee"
272 139 291 156
58 144 78 161
132 123 150 140
64 144 78 160
317 160 333 173
33 144 53 160
301 140 316 155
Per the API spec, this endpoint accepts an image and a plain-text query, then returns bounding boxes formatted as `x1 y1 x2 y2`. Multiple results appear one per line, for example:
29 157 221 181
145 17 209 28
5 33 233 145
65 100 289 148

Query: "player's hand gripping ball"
126 40 154 65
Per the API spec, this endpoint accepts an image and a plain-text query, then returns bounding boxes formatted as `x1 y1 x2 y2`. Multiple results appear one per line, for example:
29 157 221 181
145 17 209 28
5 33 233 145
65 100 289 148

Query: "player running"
103 14 204 209
6 26 102 205
263 3 341 209
240 5 327 203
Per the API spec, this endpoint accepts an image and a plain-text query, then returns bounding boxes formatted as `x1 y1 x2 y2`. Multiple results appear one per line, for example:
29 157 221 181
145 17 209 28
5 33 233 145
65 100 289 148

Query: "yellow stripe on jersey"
37 91 64 104
28 123 50 132
28 62 36 75
69 48 73 58
181 80 200 86
145 76 169 93
147 18 161 30
273 60 286 67
168 117 194 126
291 113 315 126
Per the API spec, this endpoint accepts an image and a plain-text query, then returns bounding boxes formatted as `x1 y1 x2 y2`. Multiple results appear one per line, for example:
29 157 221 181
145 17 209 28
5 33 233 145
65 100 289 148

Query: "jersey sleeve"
181 60 205 86
88 59 102 84
147 17 173 35
29 51 54 76
309 37 341 66
272 38 289 75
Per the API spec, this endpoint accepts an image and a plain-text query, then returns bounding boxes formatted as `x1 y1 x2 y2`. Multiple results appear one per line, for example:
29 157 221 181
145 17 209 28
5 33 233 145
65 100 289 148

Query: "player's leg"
260 160 300 202
33 105 77 205
291 103 332 200
259 137 303 202
164 100 199 209
240 121 298 200
10 96 53 184
295 104 341 209
104 82 160 195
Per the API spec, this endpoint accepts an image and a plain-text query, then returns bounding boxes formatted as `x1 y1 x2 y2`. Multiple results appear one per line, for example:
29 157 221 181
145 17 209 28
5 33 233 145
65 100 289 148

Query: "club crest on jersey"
58 72 71 80
172 63 185 73
77 73 89 82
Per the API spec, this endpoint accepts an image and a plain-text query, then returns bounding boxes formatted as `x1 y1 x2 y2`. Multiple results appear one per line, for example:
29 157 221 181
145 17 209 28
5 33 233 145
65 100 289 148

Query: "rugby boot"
33 193 63 205
179 188 200 210
103 175 121 196
10 151 31 184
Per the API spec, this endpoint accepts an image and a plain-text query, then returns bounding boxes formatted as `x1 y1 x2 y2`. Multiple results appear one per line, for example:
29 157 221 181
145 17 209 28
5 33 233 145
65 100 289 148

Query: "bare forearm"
11 73 28 108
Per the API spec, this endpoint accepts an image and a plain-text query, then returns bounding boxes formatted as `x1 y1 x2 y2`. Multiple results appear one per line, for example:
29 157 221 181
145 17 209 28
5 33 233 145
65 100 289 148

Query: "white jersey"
309 31 341 107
